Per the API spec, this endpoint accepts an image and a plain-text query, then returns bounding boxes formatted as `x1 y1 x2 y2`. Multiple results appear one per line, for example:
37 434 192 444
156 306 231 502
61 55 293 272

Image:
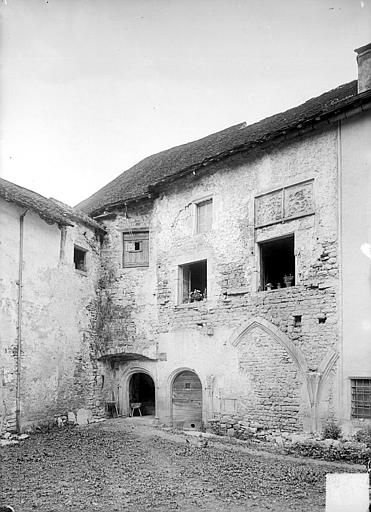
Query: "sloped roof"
0 178 103 231
77 79 370 215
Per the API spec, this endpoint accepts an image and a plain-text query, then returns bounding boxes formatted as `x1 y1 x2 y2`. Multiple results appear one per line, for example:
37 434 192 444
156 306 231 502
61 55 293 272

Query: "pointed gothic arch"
227 316 308 375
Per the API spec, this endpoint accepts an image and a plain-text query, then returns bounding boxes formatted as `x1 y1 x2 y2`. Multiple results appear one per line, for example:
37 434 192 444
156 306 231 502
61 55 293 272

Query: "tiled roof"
77 79 370 215
0 178 104 231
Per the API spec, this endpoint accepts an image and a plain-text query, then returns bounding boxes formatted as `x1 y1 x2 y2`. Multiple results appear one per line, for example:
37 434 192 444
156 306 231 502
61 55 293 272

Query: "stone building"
77 43 371 435
1 43 370 434
0 179 104 432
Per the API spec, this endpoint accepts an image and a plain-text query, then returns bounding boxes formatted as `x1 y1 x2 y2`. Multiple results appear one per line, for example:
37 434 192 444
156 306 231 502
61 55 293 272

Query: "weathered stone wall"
97 199 158 358
0 200 102 432
235 328 302 431
100 126 340 433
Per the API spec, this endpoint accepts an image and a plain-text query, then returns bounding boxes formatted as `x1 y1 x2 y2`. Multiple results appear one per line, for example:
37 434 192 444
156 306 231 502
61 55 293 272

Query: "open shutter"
123 232 149 267
182 267 191 303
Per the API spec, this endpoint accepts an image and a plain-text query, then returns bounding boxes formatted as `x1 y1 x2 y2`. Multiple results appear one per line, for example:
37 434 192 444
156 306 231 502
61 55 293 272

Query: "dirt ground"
0 418 363 512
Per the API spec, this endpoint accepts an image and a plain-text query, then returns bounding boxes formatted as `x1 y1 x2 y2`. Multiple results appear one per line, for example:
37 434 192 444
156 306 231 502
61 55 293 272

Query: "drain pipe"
15 209 28 433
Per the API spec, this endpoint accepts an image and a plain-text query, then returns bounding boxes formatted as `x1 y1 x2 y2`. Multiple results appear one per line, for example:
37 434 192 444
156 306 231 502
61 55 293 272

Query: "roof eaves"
49 198 106 232
145 89 371 193
83 81 371 217
0 194 74 227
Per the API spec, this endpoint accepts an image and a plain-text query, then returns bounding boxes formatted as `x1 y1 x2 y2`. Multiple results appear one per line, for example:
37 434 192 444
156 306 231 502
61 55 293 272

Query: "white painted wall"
340 111 371 429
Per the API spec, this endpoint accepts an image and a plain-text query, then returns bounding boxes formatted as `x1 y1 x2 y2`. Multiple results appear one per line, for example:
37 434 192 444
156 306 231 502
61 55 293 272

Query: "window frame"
192 195 213 234
178 259 208 304
350 378 371 419
73 245 88 273
122 230 149 268
258 233 295 291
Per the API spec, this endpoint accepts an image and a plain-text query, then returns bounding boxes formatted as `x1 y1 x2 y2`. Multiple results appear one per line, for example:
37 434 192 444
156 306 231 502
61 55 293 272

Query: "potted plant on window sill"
189 289 204 302
283 274 294 287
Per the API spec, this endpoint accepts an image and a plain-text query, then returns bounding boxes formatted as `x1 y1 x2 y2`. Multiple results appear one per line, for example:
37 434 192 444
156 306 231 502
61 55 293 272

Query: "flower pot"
284 275 294 287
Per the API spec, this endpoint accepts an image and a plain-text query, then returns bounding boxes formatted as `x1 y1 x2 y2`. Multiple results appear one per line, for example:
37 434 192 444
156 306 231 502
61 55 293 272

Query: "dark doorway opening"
129 373 155 416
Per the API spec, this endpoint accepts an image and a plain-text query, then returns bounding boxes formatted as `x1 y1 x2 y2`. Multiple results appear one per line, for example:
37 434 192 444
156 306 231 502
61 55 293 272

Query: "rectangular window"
74 246 87 272
259 234 295 291
351 379 371 419
196 199 213 233
178 260 207 304
123 231 149 267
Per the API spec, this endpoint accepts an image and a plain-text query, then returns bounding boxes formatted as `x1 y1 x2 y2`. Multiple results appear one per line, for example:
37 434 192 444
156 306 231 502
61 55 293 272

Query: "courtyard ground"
0 418 365 512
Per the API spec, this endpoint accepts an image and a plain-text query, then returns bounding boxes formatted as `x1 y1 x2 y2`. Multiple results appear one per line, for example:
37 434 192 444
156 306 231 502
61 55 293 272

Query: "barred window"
351 379 371 419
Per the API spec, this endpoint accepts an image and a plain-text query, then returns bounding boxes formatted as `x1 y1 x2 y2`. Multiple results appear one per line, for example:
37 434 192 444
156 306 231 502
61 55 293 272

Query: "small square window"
196 199 213 234
74 246 87 272
259 235 295 291
185 383 191 389
294 315 302 327
351 379 371 419
123 232 149 267
179 259 207 304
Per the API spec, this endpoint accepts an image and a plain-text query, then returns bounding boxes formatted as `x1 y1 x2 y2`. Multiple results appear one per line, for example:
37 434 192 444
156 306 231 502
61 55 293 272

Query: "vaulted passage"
172 370 202 429
129 373 155 416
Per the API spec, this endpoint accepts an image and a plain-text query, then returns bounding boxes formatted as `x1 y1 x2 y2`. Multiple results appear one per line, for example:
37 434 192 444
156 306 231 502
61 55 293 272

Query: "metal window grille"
351 379 371 419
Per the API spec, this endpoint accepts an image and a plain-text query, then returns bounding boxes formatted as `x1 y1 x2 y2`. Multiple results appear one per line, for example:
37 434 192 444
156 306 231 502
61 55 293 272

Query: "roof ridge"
0 177 104 231
76 79 362 216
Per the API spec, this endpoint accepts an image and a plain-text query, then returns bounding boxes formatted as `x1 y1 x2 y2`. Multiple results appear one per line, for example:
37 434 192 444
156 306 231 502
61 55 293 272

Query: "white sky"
1 0 370 206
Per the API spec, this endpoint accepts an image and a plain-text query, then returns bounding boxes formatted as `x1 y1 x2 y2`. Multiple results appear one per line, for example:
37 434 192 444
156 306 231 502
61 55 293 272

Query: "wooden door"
172 371 202 428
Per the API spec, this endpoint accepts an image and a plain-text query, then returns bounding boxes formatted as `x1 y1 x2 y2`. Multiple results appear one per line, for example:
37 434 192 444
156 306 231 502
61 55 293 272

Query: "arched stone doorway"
171 370 202 429
129 372 155 416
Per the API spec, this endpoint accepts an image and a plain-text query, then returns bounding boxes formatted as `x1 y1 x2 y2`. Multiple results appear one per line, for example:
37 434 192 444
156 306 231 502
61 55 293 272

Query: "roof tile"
77 80 362 215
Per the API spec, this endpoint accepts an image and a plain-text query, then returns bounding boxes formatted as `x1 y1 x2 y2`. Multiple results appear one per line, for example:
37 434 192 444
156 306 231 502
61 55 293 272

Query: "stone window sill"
75 269 88 276
174 301 207 310
259 286 296 293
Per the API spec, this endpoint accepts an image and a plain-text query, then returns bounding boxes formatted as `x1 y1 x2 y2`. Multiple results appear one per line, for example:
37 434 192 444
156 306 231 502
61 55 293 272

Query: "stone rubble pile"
206 415 371 462
0 432 29 447
207 414 296 443
0 409 108 447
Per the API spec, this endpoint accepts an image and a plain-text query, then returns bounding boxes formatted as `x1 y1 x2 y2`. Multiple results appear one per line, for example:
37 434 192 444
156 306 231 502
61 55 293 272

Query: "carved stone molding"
228 316 308 375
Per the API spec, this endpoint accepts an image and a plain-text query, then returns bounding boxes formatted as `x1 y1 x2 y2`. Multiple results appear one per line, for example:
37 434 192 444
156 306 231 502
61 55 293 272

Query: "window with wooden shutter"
196 199 213 233
178 260 207 304
123 232 149 267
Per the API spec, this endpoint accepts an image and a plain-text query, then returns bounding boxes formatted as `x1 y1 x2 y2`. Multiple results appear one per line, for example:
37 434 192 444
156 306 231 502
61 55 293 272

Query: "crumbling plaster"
0 199 102 431
99 126 341 432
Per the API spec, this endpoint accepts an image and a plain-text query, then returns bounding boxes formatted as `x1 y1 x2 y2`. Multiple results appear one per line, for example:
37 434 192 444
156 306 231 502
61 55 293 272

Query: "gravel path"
0 418 363 511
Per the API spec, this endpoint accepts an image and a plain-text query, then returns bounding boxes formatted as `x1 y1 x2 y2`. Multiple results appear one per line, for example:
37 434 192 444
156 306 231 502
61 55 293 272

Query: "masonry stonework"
98 126 340 433
3 54 369 436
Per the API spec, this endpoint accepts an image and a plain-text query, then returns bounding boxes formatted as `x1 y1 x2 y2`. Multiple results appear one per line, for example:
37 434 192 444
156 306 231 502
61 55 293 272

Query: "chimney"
355 42 371 94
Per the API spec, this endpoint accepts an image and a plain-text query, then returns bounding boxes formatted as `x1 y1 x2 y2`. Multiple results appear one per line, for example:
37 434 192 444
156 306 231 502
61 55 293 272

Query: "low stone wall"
206 416 371 464
207 414 296 441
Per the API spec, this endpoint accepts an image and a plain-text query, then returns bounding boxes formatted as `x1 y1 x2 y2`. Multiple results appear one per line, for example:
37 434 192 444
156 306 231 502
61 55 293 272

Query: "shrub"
354 424 371 448
322 419 342 440
285 439 371 464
